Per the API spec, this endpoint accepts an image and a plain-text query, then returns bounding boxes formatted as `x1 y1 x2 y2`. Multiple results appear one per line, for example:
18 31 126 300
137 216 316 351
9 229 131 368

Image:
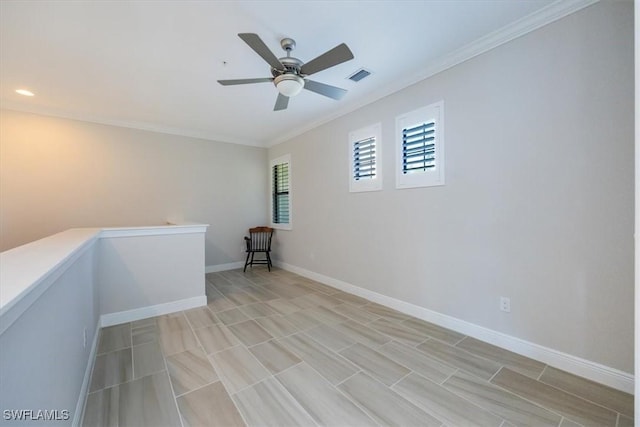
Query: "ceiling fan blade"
304 80 347 100
238 33 285 71
274 93 289 111
300 43 354 76
217 78 273 86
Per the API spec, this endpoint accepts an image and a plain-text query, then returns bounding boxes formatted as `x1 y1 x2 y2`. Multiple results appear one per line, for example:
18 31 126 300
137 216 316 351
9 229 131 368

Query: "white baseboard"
72 318 101 427
275 261 634 394
100 296 206 327
205 261 244 273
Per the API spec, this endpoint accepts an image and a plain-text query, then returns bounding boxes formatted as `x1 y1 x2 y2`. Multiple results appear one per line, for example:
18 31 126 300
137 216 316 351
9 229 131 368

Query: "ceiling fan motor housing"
272 56 303 77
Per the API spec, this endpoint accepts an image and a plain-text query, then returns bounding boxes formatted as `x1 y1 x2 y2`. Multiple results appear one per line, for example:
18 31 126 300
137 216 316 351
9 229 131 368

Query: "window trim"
349 123 382 193
269 154 292 230
395 101 445 189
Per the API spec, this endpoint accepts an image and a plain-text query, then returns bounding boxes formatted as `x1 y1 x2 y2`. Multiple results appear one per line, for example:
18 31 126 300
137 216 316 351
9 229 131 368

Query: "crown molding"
265 0 599 148
0 101 266 148
1 0 598 149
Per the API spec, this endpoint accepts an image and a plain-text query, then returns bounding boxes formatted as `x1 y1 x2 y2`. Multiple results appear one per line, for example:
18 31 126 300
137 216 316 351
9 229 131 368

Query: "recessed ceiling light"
15 89 35 97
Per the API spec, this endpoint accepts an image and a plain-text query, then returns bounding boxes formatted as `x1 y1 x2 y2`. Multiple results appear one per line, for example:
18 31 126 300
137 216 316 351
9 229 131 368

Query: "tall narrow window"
349 123 382 192
396 101 444 189
270 155 291 229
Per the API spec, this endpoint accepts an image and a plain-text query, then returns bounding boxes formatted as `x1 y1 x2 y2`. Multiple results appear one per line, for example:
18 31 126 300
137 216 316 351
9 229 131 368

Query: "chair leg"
266 252 272 272
250 252 255 269
244 252 251 272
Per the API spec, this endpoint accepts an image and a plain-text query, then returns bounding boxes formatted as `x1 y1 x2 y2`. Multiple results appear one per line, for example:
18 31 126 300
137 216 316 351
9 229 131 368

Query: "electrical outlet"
500 297 511 313
83 328 87 348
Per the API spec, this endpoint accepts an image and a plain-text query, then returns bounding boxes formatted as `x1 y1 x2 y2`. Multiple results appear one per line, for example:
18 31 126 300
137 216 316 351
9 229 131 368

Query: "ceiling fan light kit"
274 74 304 97
218 33 354 111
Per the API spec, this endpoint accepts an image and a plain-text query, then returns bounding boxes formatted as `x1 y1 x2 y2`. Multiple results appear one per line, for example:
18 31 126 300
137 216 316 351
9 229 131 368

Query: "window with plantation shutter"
349 123 382 192
403 121 435 174
396 101 444 189
354 137 376 180
270 155 292 229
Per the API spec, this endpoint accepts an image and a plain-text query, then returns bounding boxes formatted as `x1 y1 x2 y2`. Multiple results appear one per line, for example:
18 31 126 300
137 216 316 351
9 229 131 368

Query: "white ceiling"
1 0 589 147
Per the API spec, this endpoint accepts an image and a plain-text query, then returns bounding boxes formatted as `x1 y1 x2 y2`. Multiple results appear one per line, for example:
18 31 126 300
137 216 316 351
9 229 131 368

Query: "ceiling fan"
218 33 354 111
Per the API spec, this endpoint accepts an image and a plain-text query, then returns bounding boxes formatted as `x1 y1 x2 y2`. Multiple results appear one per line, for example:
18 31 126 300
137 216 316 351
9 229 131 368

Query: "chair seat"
243 227 274 272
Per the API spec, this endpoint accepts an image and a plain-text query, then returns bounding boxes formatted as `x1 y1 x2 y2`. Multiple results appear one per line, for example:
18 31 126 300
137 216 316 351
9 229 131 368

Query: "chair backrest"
248 227 273 251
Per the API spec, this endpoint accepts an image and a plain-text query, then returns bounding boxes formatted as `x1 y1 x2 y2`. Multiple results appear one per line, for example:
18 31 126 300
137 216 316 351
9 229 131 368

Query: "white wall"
268 1 634 373
0 246 98 425
0 110 268 267
98 231 205 316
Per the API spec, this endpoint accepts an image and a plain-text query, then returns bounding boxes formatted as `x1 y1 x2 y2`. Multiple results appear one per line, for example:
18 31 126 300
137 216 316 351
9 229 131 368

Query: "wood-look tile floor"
83 268 633 426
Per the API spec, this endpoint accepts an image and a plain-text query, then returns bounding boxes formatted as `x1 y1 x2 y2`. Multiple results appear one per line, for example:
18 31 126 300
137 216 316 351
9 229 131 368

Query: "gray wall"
268 1 634 373
0 109 268 267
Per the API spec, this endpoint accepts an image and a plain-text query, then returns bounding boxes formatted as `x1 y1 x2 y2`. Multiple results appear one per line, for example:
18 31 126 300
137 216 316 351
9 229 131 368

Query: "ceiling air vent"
348 68 372 82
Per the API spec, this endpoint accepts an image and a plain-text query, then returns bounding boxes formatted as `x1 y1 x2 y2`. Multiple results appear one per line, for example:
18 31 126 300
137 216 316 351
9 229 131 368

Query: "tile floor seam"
419 369 518 426
531 370 625 417
207 343 244 356
333 369 364 388
443 373 566 426
227 393 252 427
158 336 185 427
181 313 227 396
297 330 366 378
439 368 460 385
207 353 243 397
172 378 220 399
290 346 356 389
232 359 296 414
243 338 296 378
227 372 275 396
330 372 388 427
415 337 506 379
366 324 424 348
411 336 431 349
246 318 274 340
189 320 220 331
388 374 447 425
451 335 468 346
487 365 503 383
90 348 136 393
536 376 631 418
267 359 304 378
89 374 133 394
416 371 504 420
96 344 131 356
388 370 414 388
182 312 197 330
559 416 585 427
487 370 588 425
537 364 548 380
190 331 215 358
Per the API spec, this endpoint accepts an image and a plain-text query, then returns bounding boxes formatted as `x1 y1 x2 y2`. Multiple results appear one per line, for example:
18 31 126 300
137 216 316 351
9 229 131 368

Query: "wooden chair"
243 227 274 272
